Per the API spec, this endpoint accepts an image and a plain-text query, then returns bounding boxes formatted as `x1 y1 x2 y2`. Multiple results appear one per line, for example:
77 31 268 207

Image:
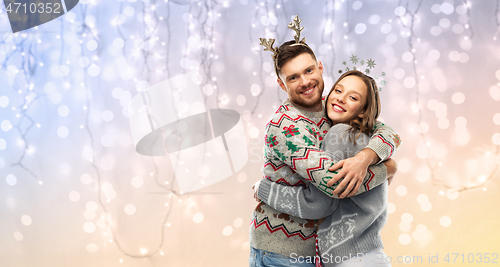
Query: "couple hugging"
249 16 402 267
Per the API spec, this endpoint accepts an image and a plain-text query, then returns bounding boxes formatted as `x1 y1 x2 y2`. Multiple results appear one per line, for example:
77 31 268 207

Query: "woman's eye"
350 96 357 101
335 89 341 93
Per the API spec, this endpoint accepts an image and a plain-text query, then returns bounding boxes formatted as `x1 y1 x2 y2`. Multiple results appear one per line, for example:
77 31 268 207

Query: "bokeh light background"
1 0 499 266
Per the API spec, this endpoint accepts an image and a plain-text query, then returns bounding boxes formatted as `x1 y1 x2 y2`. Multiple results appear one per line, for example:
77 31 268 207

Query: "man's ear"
318 61 324 74
277 77 287 92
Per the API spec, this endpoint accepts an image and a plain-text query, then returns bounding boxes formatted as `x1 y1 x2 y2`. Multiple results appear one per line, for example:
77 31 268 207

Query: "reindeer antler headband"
259 15 310 62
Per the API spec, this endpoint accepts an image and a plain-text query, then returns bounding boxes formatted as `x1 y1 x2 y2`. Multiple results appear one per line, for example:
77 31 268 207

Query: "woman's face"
326 75 368 125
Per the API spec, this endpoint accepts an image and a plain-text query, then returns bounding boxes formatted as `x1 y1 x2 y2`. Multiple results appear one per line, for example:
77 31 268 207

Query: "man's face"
277 53 324 112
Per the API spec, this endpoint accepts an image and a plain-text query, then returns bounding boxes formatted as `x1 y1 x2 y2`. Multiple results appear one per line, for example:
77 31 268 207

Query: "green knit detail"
286 140 300 154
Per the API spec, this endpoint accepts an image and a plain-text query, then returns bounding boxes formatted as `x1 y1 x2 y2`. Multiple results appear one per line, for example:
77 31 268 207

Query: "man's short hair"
274 40 317 78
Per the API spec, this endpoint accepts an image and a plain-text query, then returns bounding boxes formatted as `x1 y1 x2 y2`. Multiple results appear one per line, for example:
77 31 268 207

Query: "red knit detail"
365 168 375 191
250 218 316 241
269 113 330 128
289 149 329 181
315 233 323 267
263 161 289 172
373 135 394 158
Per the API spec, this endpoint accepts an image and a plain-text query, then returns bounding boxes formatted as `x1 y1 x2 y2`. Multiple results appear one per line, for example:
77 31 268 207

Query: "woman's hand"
252 180 262 202
326 148 379 198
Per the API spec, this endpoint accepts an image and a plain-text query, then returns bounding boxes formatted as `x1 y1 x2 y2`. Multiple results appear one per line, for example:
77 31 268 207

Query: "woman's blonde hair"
325 70 381 138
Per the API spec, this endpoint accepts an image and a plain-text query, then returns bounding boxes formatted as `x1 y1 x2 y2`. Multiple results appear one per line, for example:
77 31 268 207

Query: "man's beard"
289 83 324 111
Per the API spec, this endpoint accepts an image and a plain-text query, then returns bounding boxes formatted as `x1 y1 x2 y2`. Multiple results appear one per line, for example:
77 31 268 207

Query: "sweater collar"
283 99 326 119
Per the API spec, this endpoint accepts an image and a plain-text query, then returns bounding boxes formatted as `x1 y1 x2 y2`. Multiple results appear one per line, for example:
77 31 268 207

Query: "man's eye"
306 69 313 73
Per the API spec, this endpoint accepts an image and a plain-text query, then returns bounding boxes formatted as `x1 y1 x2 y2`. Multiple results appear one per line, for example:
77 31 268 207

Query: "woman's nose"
337 94 346 103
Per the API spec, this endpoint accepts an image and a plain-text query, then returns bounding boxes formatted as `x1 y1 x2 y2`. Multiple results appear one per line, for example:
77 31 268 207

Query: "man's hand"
383 159 398 185
326 148 380 198
252 180 262 202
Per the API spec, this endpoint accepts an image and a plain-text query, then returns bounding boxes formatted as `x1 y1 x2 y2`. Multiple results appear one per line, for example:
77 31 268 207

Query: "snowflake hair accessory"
259 15 310 61
338 54 386 92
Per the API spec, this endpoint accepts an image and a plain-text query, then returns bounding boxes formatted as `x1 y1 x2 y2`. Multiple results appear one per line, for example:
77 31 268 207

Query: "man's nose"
299 75 311 87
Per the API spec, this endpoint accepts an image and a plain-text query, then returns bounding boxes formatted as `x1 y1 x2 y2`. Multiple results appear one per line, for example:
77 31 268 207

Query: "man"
249 17 400 267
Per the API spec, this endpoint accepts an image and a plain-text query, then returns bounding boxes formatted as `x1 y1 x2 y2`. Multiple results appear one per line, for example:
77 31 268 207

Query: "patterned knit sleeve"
366 121 402 163
257 179 339 220
264 113 387 198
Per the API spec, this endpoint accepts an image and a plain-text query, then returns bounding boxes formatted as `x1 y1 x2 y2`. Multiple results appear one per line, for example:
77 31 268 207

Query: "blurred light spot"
369 15 380 24
416 146 428 159
81 173 92 184
250 84 261 96
86 201 98 212
69 191 81 202
439 18 451 28
86 243 98 253
6 174 17 186
83 222 96 233
399 233 411 245
430 26 442 36
394 6 406 16
440 3 454 14
396 185 407 196
393 68 405 80
222 226 233 236
489 85 500 101
387 202 396 214
492 133 500 145
355 23 366 34
398 159 411 173
131 176 144 188
431 4 441 14
439 216 452 227
437 118 450 129
455 116 467 128
452 24 464 34
415 166 431 183
248 127 259 139
352 1 362 10
21 215 32 226
381 24 392 34
237 172 247 183
451 92 465 104
193 212 204 223
236 95 247 106
1 120 13 132
102 110 114 122
124 204 136 215
0 95 9 108
446 188 459 200
233 217 244 228
404 77 416 88
402 52 413 62
493 113 500 125
13 231 23 241
57 126 69 138
428 50 440 61
399 221 411 232
401 213 413 223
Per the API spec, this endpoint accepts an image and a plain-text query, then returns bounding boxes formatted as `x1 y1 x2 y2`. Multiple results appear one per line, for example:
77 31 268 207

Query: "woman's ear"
358 110 365 118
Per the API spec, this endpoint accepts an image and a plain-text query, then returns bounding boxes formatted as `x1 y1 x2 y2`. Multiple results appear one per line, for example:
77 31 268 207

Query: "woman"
254 70 400 266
